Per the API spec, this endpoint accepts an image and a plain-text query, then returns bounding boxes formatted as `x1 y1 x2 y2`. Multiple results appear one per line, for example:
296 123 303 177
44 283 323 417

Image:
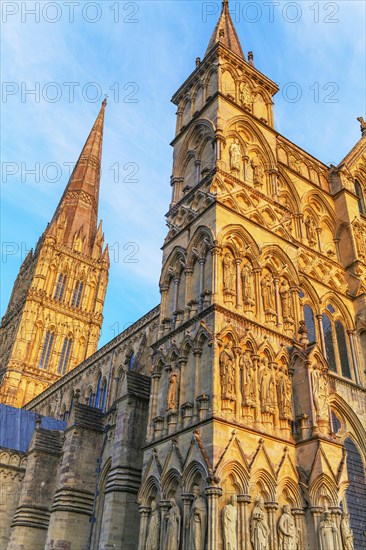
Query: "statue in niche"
289 156 301 173
318 510 342 550
277 366 293 420
145 500 160 550
279 280 293 320
277 504 298 550
223 253 236 293
222 494 238 550
259 358 275 413
311 363 329 420
187 485 207 550
167 368 180 412
220 341 236 400
240 350 254 405
251 156 264 184
353 220 366 257
229 139 241 171
239 81 253 111
261 273 276 313
340 513 354 550
241 263 255 305
164 497 181 550
305 216 317 245
250 496 269 550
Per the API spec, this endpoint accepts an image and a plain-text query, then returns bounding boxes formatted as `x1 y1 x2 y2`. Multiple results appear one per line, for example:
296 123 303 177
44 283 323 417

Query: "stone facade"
1 2 366 549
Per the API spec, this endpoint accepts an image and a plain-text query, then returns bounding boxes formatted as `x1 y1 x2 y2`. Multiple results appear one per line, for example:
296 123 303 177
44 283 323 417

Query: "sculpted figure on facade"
241 263 255 305
222 494 238 550
279 280 293 321
187 485 207 550
223 252 236 293
229 139 242 171
259 358 275 413
251 156 264 184
167 368 180 412
340 513 354 550
239 81 253 111
353 219 366 258
261 273 276 313
250 496 269 550
305 216 317 246
277 504 297 550
164 497 181 550
318 510 342 550
311 362 329 421
276 366 293 420
145 500 160 550
220 341 236 400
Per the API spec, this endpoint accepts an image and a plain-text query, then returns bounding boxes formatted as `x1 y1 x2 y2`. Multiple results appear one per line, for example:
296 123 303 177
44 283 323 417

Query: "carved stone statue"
239 81 253 111
277 504 297 550
277 366 293 420
229 139 241 171
259 358 275 413
251 156 264 184
164 497 181 550
305 216 317 245
240 350 253 403
279 280 293 320
318 510 342 550
220 342 236 400
167 368 180 412
241 263 255 305
145 500 160 550
223 253 236 293
250 496 269 550
353 220 366 257
340 513 354 550
222 494 238 550
187 485 207 550
261 273 276 313
311 363 329 421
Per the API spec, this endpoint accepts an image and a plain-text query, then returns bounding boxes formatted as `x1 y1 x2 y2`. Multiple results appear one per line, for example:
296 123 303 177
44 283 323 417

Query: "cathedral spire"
205 0 245 59
50 99 107 252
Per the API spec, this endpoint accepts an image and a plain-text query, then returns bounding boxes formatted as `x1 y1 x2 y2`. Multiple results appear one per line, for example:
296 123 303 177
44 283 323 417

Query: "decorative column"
184 267 194 320
205 482 222 550
181 493 193 550
253 268 263 320
195 160 201 185
243 156 249 182
159 285 169 324
137 506 151 550
198 258 206 306
265 502 278 550
211 244 222 302
274 277 281 328
297 213 304 240
316 314 325 352
310 506 323 548
235 258 243 310
238 494 251 550
316 228 322 252
159 500 170 550
173 277 180 314
178 356 188 414
193 348 203 415
305 359 316 432
348 330 361 385
290 286 300 329
292 508 305 550
148 372 161 440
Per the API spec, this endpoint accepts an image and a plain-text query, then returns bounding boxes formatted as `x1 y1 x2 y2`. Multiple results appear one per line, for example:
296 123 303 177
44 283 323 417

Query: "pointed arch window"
88 389 95 407
95 375 107 411
322 314 337 372
128 351 135 370
54 273 67 301
335 321 351 378
71 280 84 308
39 331 55 370
58 337 72 375
304 305 316 343
322 307 353 379
354 181 366 215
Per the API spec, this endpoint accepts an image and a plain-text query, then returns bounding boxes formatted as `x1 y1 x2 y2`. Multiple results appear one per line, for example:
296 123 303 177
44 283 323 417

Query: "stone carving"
187 485 207 550
305 216 317 246
145 500 160 550
240 350 256 406
353 220 366 258
277 505 297 550
167 368 180 412
311 363 329 421
239 82 253 111
289 156 301 173
340 513 354 550
318 510 342 550
164 497 181 550
241 263 255 305
222 494 238 550
276 366 293 420
220 342 236 401
259 358 275 413
223 253 236 293
261 273 276 313
279 280 293 321
229 139 241 171
250 496 269 550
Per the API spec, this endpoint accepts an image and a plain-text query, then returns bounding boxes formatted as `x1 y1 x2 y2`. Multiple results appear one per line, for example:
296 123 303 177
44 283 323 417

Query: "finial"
196 57 201 67
357 116 366 137
102 94 108 107
248 51 254 66
219 29 225 41
223 0 229 7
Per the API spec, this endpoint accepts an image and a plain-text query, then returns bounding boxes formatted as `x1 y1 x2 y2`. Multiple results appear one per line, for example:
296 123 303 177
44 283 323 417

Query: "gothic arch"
160 247 187 286
277 166 302 212
217 460 250 494
276 477 303 508
309 473 339 507
260 244 299 285
250 468 276 502
218 224 261 261
319 292 354 330
329 394 366 462
186 226 214 268
139 475 161 506
182 460 208 493
161 468 182 499
302 190 336 227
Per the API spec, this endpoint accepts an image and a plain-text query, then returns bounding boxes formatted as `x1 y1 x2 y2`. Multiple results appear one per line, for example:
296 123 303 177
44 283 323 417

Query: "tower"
0 100 110 407
136 3 366 550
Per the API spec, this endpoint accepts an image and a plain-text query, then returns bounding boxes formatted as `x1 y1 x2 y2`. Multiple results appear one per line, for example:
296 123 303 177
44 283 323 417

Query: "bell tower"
0 100 109 407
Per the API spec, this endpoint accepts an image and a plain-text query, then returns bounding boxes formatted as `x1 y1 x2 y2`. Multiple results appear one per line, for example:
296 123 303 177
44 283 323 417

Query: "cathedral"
0 2 365 549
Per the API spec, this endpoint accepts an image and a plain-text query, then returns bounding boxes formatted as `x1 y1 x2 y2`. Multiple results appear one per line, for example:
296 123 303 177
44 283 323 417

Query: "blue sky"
1 0 365 347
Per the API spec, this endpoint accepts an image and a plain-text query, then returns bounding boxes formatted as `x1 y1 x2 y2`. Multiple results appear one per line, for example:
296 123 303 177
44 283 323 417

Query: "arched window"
304 305 316 343
335 321 351 378
128 351 135 370
88 389 95 407
54 273 67 301
71 280 84 308
322 314 337 372
39 331 55 370
354 181 366 215
100 380 107 412
58 337 72 375
344 437 366 548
